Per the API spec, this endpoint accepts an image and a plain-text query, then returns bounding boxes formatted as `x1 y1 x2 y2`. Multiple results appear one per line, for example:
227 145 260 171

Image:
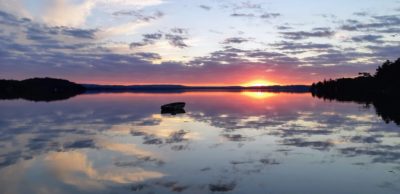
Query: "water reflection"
312 92 400 125
0 92 400 194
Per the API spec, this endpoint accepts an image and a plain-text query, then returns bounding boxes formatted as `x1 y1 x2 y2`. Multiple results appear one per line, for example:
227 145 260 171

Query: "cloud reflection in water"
0 92 399 193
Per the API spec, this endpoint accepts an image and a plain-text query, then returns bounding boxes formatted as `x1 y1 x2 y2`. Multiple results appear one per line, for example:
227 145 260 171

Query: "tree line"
0 78 85 101
310 58 400 125
311 58 400 97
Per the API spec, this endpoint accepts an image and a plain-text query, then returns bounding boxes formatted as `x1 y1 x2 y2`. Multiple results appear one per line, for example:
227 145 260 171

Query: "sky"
0 0 399 86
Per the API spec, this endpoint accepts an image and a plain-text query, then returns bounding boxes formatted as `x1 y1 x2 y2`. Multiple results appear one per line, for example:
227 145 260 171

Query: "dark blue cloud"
271 41 334 51
367 45 400 59
222 37 249 44
302 50 373 66
0 10 22 25
341 15 400 32
0 10 399 85
164 33 189 48
130 29 188 49
351 35 384 43
281 28 335 40
62 28 97 39
143 33 163 40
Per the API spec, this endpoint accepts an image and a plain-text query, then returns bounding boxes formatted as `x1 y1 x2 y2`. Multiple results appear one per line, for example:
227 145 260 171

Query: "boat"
161 102 186 110
161 102 186 115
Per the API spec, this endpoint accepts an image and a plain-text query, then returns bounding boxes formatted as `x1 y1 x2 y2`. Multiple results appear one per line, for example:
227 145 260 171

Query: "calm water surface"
0 92 399 194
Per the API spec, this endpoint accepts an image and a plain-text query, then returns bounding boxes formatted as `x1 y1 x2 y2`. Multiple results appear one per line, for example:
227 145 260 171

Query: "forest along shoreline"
0 79 309 102
310 58 400 125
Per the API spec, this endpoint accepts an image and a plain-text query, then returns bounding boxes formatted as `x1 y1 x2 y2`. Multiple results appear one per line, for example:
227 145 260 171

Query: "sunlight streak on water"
241 91 277 99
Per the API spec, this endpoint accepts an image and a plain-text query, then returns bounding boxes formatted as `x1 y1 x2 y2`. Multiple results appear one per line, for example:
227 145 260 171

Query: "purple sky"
0 0 399 85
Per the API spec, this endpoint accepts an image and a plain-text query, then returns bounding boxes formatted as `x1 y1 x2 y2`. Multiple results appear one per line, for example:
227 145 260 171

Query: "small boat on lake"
161 102 186 110
161 102 186 115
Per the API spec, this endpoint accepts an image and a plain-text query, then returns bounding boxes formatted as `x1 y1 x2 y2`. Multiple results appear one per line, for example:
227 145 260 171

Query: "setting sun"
242 80 277 87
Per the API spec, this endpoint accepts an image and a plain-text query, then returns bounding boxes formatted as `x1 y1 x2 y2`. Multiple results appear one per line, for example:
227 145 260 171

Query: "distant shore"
83 84 310 93
0 77 310 101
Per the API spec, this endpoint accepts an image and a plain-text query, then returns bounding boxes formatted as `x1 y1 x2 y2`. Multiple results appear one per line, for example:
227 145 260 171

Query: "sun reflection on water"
241 91 277 99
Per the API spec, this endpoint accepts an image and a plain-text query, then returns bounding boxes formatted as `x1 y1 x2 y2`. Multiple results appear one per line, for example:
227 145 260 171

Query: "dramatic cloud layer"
0 0 399 85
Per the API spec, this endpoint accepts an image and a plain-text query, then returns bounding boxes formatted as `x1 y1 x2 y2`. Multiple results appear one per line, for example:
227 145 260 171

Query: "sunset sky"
0 0 399 85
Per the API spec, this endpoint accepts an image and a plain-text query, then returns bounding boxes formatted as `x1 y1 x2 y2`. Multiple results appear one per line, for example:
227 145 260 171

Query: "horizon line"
1 77 312 87
81 83 311 87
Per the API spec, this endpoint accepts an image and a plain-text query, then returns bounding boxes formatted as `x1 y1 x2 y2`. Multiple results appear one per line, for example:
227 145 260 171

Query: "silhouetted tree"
310 58 400 125
0 77 85 102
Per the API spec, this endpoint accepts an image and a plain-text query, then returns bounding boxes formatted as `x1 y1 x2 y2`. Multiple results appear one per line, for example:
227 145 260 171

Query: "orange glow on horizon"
81 80 281 87
242 80 278 87
77 77 288 86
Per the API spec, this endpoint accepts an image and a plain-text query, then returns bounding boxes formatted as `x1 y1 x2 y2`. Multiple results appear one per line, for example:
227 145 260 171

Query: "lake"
0 91 399 194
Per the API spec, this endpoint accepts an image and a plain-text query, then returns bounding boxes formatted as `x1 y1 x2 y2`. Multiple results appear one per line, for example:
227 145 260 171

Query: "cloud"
40 0 95 27
302 50 372 66
226 2 281 20
130 32 163 48
62 28 98 39
232 1 262 10
135 52 162 60
0 0 165 27
351 35 384 44
222 37 249 44
130 41 148 48
367 45 400 59
0 0 31 18
170 27 188 34
231 12 281 20
112 10 164 22
98 0 164 7
341 15 400 32
0 10 23 25
199 5 211 10
143 33 163 40
130 29 189 49
230 13 255 17
271 41 333 51
281 28 335 40
0 9 399 85
0 10 97 48
276 25 292 30
164 34 188 48
260 13 281 19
